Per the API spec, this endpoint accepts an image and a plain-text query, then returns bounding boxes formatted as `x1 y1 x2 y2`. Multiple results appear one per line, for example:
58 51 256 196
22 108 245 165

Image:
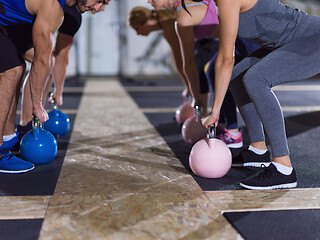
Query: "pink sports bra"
174 0 219 40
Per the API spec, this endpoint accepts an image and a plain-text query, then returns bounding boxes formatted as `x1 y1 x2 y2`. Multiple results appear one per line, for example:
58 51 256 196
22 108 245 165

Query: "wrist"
32 101 43 109
211 105 220 114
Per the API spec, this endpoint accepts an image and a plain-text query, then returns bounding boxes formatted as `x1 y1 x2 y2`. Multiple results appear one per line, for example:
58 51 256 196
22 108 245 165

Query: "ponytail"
181 0 203 15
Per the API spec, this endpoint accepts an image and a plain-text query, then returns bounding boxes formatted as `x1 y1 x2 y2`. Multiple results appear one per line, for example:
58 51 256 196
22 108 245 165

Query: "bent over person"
0 0 107 173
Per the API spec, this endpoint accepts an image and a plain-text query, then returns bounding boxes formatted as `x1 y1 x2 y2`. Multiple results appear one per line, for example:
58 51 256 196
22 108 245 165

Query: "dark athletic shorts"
58 5 82 37
0 29 24 73
3 4 81 61
6 23 33 56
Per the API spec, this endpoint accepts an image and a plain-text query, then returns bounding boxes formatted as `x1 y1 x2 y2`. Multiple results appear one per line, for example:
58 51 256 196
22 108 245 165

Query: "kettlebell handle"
50 93 58 110
194 105 202 117
208 125 217 139
32 116 44 129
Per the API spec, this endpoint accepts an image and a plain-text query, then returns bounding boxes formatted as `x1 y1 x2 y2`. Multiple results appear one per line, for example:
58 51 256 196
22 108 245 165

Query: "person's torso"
0 0 66 26
238 0 307 49
175 0 219 40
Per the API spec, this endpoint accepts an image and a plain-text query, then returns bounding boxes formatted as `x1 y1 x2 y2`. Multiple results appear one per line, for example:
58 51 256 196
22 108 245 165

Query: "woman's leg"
230 48 272 147
243 34 320 162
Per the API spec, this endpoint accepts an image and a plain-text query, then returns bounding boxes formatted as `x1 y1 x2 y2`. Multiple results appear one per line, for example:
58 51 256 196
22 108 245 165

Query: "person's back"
175 0 219 40
238 0 306 49
0 0 105 174
0 0 66 26
0 0 36 25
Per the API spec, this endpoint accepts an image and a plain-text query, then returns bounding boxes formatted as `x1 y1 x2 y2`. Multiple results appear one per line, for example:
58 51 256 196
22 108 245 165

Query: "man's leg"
0 66 24 145
19 48 34 127
0 29 35 173
3 62 26 136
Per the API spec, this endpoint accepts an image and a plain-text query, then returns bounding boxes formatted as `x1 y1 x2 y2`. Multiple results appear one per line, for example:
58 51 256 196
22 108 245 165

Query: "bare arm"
175 9 202 107
162 20 190 97
202 0 240 127
48 33 74 106
28 0 63 122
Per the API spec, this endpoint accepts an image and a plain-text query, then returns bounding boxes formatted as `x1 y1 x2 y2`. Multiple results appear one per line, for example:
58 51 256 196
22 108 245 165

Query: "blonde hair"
128 6 152 29
128 6 176 29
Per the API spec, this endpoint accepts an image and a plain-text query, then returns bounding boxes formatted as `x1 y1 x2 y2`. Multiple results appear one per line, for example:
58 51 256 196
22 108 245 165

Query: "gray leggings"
229 17 320 158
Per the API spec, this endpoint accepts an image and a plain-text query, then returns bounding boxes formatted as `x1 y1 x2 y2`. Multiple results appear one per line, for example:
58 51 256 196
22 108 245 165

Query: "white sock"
3 133 17 141
272 162 293 175
248 145 267 155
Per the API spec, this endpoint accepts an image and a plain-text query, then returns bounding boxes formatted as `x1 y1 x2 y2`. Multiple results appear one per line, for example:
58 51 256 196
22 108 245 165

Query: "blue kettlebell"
44 101 70 137
20 117 58 164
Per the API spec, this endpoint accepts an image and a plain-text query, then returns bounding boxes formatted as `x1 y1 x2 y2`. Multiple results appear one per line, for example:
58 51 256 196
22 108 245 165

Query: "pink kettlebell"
175 100 195 124
189 126 232 178
181 106 207 145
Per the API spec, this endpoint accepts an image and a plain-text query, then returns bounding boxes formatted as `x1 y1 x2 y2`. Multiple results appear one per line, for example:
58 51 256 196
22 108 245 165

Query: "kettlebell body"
20 120 58 164
189 126 232 178
175 101 194 124
182 116 207 145
181 105 206 144
44 109 70 137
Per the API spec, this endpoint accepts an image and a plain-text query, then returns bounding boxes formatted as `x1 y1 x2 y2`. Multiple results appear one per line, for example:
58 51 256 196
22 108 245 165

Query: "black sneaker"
232 148 271 167
240 163 297 190
12 122 32 154
16 121 32 137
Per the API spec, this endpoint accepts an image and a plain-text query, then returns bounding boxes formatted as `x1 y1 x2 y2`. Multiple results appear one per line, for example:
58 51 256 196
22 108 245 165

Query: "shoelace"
0 149 12 161
259 164 272 181
218 133 235 142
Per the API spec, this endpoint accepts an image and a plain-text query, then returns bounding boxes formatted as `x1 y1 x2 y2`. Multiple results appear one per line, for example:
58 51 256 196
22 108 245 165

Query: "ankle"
248 145 267 155
272 161 293 175
3 133 17 141
250 141 267 151
273 156 292 167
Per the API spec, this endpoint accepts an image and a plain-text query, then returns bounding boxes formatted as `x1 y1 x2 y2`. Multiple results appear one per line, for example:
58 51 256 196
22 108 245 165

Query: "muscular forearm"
29 55 52 108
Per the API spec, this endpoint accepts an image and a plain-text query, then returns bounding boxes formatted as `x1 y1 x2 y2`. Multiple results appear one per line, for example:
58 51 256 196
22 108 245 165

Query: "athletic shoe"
2 134 20 149
12 122 33 154
0 148 35 174
217 128 243 148
232 148 271 167
4 133 21 154
240 163 297 190
16 121 32 138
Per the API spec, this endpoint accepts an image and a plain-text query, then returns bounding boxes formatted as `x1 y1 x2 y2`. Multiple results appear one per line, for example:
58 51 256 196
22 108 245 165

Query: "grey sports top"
238 0 307 49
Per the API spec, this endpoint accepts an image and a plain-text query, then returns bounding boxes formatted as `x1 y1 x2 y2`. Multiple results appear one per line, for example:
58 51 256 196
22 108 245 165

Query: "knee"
12 64 24 77
2 64 24 81
242 69 264 93
14 65 25 83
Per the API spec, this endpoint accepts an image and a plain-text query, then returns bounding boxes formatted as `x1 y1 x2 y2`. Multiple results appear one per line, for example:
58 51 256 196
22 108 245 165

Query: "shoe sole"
0 165 35 174
232 162 271 168
228 142 243 149
240 182 297 190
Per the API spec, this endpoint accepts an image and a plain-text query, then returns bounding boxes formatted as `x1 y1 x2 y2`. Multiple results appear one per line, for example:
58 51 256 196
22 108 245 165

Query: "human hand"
201 111 219 129
48 92 63 106
33 105 49 123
